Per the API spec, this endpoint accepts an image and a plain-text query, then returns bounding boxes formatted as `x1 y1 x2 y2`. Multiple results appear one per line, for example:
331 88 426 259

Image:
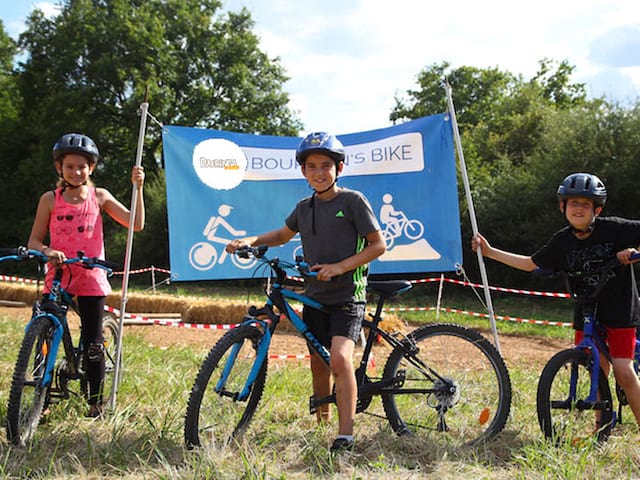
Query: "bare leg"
310 351 332 423
330 336 356 436
611 357 640 426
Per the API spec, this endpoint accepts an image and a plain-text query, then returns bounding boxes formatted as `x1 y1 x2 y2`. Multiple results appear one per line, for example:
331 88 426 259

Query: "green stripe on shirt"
353 236 368 302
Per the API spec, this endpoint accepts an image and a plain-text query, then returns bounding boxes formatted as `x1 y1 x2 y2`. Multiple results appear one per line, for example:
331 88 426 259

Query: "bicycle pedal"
309 394 317 414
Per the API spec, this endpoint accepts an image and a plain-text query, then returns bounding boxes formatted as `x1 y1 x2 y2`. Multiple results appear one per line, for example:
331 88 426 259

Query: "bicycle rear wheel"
184 324 267 449
381 323 511 446
537 348 613 444
6 316 55 446
82 314 120 406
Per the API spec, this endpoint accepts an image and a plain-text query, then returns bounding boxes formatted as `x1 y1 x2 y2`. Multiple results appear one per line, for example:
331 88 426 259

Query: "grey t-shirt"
285 188 380 304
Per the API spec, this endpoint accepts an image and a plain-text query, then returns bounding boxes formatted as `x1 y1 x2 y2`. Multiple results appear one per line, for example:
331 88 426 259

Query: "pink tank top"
46 187 112 296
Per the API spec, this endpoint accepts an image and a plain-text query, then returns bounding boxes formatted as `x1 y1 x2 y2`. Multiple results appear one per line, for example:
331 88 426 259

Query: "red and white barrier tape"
385 306 572 327
0 274 38 284
112 266 171 276
1 271 572 328
410 277 571 298
104 305 239 330
104 305 310 360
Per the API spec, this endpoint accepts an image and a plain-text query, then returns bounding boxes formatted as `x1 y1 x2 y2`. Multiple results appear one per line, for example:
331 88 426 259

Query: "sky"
2 0 640 135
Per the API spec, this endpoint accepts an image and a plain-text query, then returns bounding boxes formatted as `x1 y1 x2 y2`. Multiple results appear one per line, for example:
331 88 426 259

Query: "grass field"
1 294 640 479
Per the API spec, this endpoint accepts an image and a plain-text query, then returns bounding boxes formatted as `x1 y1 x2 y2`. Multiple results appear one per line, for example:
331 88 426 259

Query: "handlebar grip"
296 260 318 278
236 245 268 259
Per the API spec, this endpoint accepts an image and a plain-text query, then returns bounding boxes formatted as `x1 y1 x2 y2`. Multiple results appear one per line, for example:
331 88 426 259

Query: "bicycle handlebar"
535 252 640 278
535 251 640 299
234 245 318 278
0 247 117 273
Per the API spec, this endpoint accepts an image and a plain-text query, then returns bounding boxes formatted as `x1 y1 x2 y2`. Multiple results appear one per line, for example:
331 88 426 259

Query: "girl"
28 133 145 418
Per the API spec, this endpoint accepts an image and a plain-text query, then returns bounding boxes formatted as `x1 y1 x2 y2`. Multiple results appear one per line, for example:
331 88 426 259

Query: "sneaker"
330 437 354 453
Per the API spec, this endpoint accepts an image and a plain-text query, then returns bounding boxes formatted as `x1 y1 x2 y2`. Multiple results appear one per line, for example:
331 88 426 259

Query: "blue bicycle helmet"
557 173 607 207
52 133 100 164
295 132 345 165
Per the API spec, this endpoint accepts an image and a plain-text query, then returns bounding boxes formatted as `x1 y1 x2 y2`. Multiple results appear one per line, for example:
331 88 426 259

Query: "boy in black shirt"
472 172 640 428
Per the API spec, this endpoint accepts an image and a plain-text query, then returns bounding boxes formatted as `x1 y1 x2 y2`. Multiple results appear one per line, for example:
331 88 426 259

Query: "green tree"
0 21 29 247
4 0 302 267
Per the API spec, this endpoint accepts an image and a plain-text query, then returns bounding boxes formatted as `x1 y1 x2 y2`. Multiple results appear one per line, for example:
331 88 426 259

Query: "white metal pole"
110 91 149 410
444 81 502 352
436 274 445 322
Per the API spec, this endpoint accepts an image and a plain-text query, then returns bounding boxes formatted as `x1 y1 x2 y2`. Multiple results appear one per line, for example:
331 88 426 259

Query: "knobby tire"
537 348 613 444
381 323 511 446
184 324 267 449
6 316 55 446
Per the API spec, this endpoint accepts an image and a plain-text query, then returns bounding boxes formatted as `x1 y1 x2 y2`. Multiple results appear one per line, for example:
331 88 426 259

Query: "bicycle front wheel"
6 316 55 446
537 348 613 444
184 324 267 449
382 323 512 446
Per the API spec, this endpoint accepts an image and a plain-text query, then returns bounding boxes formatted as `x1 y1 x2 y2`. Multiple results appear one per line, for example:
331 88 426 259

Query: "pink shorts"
575 327 637 359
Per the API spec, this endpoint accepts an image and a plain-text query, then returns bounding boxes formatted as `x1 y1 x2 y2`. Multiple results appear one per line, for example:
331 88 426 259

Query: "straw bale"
0 282 407 334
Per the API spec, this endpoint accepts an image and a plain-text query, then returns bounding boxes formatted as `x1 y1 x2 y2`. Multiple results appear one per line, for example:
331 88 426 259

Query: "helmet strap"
571 224 595 236
564 203 597 237
308 180 337 235
61 180 86 192
313 180 336 195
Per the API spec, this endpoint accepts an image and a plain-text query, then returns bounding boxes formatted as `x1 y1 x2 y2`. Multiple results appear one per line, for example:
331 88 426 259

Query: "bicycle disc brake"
428 377 461 432
50 359 71 405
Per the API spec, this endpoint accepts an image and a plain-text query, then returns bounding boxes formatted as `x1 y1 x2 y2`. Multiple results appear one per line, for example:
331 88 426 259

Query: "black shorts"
303 302 365 348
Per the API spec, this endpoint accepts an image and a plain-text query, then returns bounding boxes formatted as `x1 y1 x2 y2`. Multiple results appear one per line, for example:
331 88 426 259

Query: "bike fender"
25 312 62 332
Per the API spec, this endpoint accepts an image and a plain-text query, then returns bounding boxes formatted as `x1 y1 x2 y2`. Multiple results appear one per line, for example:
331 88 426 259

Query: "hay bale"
379 313 407 333
0 283 39 304
184 300 247 325
0 282 406 335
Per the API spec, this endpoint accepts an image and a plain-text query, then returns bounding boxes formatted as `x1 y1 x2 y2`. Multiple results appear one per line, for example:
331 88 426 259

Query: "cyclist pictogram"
379 193 424 250
188 204 257 271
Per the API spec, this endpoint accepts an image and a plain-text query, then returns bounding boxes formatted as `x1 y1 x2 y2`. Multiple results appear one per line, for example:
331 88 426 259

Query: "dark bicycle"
2 247 119 446
184 246 512 449
536 252 640 444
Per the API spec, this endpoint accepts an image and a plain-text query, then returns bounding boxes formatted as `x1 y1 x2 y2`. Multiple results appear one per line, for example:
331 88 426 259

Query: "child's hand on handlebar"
311 263 343 281
45 248 66 266
617 248 640 264
226 238 250 253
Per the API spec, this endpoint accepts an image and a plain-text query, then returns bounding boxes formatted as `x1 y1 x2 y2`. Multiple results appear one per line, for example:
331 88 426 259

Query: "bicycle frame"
215 251 437 409
542 252 640 430
216 278 331 402
571 308 607 406
185 246 512 448
2 248 114 392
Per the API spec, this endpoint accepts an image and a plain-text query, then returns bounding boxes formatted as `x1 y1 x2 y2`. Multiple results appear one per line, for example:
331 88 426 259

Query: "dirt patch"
0 305 569 369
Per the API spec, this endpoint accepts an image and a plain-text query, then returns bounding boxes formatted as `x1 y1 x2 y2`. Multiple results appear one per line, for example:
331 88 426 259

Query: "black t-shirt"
532 217 640 329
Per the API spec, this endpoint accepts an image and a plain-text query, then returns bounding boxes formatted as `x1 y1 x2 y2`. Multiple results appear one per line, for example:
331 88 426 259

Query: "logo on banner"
193 138 247 190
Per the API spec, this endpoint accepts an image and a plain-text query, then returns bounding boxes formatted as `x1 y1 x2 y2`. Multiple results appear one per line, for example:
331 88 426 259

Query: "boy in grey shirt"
227 132 385 452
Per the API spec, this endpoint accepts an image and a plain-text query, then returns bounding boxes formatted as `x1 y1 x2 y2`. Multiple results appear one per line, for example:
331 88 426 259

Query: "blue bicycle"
2 247 119 446
184 246 512 449
536 252 640 444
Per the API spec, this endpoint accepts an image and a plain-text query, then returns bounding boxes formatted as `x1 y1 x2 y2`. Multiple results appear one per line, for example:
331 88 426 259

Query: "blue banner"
163 114 461 280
